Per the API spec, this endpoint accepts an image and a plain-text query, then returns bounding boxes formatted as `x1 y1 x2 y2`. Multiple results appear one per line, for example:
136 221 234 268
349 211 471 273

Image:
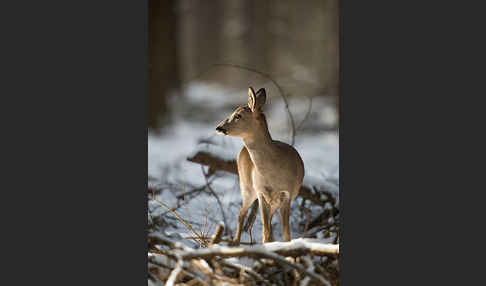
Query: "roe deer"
216 87 305 244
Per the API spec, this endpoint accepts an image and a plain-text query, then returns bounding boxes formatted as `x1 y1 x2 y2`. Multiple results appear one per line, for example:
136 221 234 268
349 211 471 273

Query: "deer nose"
216 126 226 134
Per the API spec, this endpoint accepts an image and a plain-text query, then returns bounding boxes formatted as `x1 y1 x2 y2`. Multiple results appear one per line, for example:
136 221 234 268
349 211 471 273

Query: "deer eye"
234 114 242 120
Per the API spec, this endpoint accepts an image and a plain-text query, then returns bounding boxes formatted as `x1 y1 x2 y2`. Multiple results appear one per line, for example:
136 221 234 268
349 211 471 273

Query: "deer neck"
242 121 276 174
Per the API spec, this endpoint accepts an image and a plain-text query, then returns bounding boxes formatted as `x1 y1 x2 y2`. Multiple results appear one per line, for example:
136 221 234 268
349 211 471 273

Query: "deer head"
216 87 267 139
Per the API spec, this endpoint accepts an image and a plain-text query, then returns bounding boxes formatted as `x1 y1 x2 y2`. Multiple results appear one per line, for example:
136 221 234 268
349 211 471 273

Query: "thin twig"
151 189 207 247
183 236 255 245
201 165 230 236
300 256 324 286
217 259 272 286
302 207 311 239
148 257 210 286
296 96 313 131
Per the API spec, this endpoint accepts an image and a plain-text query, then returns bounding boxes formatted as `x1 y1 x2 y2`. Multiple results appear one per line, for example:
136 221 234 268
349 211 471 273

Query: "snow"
148 81 339 244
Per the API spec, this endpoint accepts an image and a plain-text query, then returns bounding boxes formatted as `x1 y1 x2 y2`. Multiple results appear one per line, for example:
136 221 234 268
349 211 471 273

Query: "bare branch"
183 236 256 245
201 166 230 236
296 95 313 131
301 206 311 239
217 259 272 286
165 255 183 286
151 191 207 247
148 256 209 286
148 232 192 251
175 241 333 285
209 222 225 246
243 200 258 232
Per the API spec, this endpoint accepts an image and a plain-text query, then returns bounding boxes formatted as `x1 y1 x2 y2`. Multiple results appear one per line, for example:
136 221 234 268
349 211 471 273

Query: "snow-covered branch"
178 238 338 260
175 241 334 285
148 229 339 286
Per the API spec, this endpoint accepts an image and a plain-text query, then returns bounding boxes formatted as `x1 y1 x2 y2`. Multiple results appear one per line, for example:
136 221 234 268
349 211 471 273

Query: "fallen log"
187 151 237 176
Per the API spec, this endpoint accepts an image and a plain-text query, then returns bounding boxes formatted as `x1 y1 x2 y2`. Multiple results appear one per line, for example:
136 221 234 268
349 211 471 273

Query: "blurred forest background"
149 0 338 129
148 1 340 285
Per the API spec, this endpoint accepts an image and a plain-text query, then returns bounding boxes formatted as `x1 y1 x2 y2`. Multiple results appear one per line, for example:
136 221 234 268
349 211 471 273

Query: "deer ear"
248 87 256 112
254 88 266 111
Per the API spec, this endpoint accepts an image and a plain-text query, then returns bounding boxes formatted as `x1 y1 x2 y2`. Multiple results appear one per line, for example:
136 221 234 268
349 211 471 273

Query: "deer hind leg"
258 195 274 243
279 198 291 242
233 188 257 245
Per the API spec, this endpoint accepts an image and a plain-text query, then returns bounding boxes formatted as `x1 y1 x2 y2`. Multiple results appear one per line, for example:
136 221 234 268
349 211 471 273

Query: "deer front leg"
279 199 291 242
258 195 274 243
233 188 257 246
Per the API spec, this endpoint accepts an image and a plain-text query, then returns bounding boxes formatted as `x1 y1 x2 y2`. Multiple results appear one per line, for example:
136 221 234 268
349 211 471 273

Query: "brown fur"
216 87 305 244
